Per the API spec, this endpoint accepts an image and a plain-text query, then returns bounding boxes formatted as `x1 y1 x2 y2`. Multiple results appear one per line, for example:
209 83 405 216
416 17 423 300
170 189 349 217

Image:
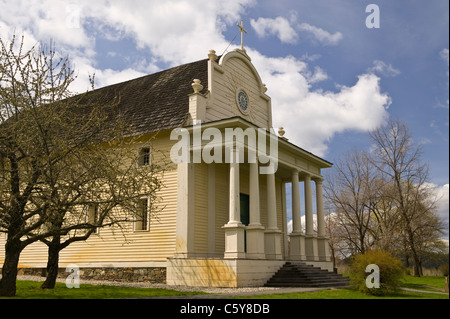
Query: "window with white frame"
87 204 99 234
135 198 149 231
138 147 150 167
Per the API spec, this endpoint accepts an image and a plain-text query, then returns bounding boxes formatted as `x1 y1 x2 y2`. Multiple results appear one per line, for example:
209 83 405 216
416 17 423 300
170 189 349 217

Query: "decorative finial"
208 49 218 62
192 79 203 94
237 20 247 50
278 127 285 137
263 84 267 93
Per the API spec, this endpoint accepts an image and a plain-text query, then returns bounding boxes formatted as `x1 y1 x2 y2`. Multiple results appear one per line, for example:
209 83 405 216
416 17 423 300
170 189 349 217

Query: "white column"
304 174 314 236
266 172 277 230
223 147 245 259
246 160 265 259
315 179 325 237
288 170 306 260
304 173 318 261
281 181 289 258
315 178 330 261
174 162 195 258
264 172 282 259
249 161 261 226
291 170 302 233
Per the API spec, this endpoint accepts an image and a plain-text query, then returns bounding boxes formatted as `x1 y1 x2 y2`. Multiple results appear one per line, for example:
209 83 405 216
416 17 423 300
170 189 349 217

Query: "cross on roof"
237 19 247 50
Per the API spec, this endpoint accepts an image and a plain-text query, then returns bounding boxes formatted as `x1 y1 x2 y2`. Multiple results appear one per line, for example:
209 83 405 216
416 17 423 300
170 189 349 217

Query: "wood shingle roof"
80 58 209 137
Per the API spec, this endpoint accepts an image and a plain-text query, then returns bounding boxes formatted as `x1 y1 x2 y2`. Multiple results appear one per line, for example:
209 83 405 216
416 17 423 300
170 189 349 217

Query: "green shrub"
349 249 404 296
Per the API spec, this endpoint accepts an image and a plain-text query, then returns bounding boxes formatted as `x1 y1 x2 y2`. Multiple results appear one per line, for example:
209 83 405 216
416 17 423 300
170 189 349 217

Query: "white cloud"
433 184 449 228
297 23 343 46
300 53 321 62
441 48 449 67
1 0 390 156
440 48 449 106
94 68 148 89
421 183 449 240
418 137 432 145
250 16 298 44
0 0 92 48
250 15 342 46
251 49 391 155
306 66 328 83
368 60 401 77
82 0 255 65
286 216 317 234
1 0 255 87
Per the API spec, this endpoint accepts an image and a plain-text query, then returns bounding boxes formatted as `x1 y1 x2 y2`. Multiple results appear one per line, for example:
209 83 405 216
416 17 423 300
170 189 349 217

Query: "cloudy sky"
0 0 448 236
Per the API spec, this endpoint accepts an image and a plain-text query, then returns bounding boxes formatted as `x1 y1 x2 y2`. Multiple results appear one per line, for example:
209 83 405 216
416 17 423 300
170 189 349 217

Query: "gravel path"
400 287 449 295
15 274 286 295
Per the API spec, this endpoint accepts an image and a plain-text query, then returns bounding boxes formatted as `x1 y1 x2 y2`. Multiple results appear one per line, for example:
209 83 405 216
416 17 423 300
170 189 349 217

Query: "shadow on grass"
1 280 207 299
233 287 449 300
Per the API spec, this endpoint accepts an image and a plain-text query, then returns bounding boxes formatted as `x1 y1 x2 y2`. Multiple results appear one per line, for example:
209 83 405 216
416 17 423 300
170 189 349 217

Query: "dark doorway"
240 193 249 252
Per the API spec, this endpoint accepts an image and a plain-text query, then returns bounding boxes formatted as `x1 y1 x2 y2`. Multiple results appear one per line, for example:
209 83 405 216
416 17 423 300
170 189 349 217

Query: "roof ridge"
92 57 210 92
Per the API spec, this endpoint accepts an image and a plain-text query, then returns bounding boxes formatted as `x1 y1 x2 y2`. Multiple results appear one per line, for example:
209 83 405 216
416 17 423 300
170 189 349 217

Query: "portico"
167 117 332 287
288 171 330 263
165 37 333 287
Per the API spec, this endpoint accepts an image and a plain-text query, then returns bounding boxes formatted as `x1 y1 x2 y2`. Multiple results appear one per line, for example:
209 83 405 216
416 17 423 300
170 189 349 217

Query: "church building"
1 29 334 288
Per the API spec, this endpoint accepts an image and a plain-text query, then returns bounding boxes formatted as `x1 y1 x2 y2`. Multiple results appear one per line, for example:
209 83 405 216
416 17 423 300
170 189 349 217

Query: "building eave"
181 116 333 169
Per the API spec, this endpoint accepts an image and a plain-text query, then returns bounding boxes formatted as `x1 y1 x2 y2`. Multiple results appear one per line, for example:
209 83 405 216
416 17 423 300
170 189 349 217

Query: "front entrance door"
240 193 250 252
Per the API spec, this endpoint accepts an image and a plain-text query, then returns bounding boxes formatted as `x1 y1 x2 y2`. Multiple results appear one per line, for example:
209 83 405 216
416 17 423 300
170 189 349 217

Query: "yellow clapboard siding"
194 162 209 254
13 134 179 266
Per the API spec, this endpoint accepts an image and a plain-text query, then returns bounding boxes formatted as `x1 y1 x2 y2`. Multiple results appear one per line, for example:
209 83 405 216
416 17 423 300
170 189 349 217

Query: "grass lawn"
234 287 449 299
401 275 448 292
0 280 207 299
0 275 448 299
234 275 449 299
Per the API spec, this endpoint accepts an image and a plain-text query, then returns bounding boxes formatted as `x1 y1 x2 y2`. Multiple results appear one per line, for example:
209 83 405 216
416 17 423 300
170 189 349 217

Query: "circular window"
236 90 249 114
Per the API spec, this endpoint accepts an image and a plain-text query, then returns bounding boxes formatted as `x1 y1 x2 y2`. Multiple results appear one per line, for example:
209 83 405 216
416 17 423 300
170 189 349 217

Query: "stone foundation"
15 267 166 284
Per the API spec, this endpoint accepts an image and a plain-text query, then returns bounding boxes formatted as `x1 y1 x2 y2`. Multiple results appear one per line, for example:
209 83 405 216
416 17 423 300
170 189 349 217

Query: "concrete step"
265 281 350 288
264 262 350 288
267 276 349 282
271 273 346 280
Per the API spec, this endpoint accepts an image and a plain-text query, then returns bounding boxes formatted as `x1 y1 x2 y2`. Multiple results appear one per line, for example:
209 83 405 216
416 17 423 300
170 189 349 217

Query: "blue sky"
0 0 448 234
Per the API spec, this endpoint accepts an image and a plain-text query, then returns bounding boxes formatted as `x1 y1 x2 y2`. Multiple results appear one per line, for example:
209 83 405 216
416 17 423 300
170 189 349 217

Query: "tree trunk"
41 238 61 289
418 259 423 277
0 240 22 297
405 226 421 277
412 262 421 277
330 244 336 272
410 244 421 277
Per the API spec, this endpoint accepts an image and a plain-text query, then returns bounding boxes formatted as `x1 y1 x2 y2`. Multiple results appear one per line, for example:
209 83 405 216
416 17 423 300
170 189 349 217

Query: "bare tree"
324 210 351 270
0 35 72 296
0 35 164 295
324 149 378 254
397 182 445 275
369 119 443 276
36 136 165 289
365 181 404 251
323 120 445 275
